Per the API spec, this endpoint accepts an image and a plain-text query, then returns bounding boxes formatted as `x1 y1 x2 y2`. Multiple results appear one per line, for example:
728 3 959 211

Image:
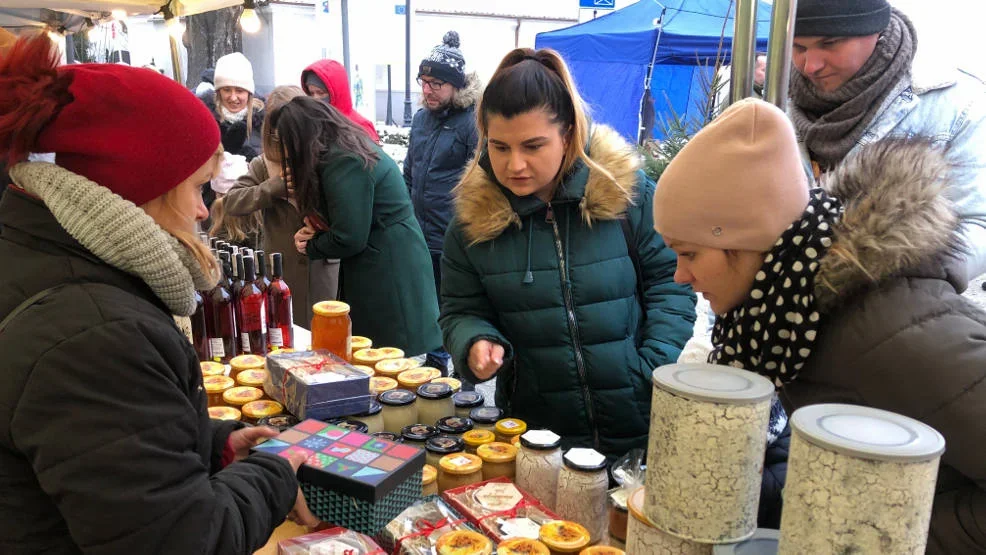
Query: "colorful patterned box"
264 350 372 420
253 419 425 534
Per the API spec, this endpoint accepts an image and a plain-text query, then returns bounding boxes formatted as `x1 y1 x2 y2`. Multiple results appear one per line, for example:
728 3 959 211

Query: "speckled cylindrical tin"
628 487 712 555
644 363 774 543
778 404 945 555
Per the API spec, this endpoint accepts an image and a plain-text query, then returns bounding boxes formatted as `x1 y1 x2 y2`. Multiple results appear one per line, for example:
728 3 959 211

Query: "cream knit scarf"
9 162 217 316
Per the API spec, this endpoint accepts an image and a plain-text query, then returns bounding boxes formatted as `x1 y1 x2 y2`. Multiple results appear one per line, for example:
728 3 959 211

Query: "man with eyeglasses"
405 30 482 381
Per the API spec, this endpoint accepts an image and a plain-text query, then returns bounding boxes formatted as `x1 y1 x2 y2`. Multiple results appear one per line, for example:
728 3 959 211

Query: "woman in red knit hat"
0 34 316 553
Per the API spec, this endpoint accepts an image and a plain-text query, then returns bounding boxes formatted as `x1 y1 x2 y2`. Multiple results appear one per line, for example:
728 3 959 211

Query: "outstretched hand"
468 339 505 380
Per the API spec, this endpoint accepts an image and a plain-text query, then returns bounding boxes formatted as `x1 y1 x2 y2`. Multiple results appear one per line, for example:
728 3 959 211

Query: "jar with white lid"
556 448 609 545
516 429 564 511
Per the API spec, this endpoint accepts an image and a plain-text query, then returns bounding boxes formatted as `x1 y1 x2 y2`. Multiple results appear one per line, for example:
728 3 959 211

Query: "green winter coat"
306 146 442 356
440 126 696 458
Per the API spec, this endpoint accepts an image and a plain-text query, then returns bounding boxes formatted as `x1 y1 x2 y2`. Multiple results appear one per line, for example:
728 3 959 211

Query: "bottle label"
209 338 225 359
241 333 250 352
269 327 284 347
241 299 267 333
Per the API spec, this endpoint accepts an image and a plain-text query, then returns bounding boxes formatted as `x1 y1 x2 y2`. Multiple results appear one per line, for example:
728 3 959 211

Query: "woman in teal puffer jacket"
439 48 696 459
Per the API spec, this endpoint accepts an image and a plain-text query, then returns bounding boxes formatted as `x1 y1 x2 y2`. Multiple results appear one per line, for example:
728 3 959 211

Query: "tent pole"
763 0 797 110
729 0 758 105
639 3 667 144
169 34 183 84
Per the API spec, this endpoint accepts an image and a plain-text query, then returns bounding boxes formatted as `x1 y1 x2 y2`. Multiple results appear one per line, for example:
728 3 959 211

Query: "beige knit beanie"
653 98 809 252
214 52 255 94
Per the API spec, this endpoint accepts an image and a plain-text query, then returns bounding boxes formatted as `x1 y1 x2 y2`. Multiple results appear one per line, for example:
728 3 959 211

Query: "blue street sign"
395 4 406 15
579 0 615 8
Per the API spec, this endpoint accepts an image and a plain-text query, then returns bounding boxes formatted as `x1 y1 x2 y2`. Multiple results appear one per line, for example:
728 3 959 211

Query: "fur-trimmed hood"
453 125 641 245
420 71 483 111
814 139 963 310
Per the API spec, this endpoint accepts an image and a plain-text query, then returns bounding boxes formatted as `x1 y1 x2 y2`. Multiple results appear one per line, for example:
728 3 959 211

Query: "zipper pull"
545 202 555 224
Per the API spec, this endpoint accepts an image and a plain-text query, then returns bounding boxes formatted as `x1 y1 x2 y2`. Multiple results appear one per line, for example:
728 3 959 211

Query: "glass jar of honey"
350 335 372 358
453 391 484 418
436 416 473 437
203 375 235 407
401 424 438 450
370 376 399 398
399 367 442 391
235 368 268 389
539 521 591 554
241 399 283 424
438 453 484 493
430 377 462 393
436 530 493 555
349 365 375 378
422 464 439 497
498 539 550 555
222 386 264 408
348 400 384 434
200 361 226 377
426 434 466 469
416 382 455 425
378 389 419 434
353 347 404 368
477 441 518 481
469 407 504 432
311 301 352 361
494 418 528 444
229 354 265 381
375 357 422 380
208 406 241 421
462 429 496 454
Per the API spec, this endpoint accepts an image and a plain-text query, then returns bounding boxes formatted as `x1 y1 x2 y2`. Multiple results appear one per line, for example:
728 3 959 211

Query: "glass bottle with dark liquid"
191 290 209 361
267 252 294 350
237 256 268 354
206 255 238 363
231 252 246 323
255 249 272 293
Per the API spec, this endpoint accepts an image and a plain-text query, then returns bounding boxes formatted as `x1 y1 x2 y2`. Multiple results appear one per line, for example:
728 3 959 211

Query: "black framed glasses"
417 77 447 91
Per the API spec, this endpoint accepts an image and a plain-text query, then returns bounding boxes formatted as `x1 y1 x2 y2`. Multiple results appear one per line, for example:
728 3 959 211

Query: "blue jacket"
404 73 481 254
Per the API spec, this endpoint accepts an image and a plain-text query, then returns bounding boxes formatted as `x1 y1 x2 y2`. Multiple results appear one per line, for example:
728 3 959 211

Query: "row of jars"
200 358 284 424
433 525 626 555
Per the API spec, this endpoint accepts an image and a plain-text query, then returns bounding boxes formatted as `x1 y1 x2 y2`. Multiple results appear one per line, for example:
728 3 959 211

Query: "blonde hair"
261 85 306 163
215 90 265 141
208 195 263 246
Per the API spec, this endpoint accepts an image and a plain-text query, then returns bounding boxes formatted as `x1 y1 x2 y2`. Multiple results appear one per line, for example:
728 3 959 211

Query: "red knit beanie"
0 34 220 206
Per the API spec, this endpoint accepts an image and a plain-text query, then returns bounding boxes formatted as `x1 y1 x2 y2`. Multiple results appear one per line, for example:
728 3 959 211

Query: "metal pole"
386 64 395 125
729 0 758 105
341 0 351 80
169 34 183 84
764 0 797 110
403 0 412 126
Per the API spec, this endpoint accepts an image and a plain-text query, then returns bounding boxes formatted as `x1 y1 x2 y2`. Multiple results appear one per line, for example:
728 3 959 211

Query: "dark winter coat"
225 156 340 326
440 126 697 459
778 140 986 554
0 189 297 554
403 72 481 253
306 145 442 356
301 59 380 143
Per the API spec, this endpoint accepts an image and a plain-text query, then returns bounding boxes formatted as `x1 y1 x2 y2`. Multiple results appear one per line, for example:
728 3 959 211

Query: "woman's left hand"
294 225 316 254
228 426 279 462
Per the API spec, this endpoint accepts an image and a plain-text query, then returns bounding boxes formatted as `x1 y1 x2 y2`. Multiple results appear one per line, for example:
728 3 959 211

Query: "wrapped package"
278 527 386 555
264 349 371 420
378 496 482 554
441 477 560 543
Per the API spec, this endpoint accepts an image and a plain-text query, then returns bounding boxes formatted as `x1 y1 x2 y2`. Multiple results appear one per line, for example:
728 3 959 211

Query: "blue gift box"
264 350 371 420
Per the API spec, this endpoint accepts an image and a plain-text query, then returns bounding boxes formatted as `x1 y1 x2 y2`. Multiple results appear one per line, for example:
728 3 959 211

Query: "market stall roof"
0 0 240 17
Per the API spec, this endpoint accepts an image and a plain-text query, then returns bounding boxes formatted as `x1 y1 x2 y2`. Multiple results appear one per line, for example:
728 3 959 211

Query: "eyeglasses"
417 77 447 91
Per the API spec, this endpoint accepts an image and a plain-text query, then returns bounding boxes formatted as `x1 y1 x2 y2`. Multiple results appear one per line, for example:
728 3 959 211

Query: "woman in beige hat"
653 98 986 552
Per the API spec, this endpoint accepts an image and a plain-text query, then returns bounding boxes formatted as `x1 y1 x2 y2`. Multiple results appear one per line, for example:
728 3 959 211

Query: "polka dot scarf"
709 188 843 388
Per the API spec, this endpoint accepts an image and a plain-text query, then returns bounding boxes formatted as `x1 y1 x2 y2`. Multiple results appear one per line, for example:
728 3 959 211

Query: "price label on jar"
501 420 520 429
448 455 473 467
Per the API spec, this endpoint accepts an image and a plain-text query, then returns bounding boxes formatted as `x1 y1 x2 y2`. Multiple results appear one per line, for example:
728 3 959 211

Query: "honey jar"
200 361 226 377
495 418 527 444
539 521 591 554
436 530 493 555
235 368 268 388
398 367 442 391
430 376 462 393
469 407 504 432
353 347 404 367
370 376 399 397
350 335 372 357
208 406 241 421
228 354 265 381
416 382 455 425
422 464 439 497
477 441 518 481
203 375 235 407
497 539 550 555
438 453 484 493
453 391 484 418
426 434 466 469
375 357 422 380
462 429 496 454
241 400 283 424
311 300 352 361
222 386 264 408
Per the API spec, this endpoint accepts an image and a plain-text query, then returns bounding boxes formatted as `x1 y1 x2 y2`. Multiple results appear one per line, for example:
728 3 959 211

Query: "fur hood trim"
453 125 641 245
419 72 483 111
815 138 960 309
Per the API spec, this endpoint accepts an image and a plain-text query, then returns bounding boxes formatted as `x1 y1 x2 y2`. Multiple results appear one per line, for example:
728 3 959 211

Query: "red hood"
301 59 379 143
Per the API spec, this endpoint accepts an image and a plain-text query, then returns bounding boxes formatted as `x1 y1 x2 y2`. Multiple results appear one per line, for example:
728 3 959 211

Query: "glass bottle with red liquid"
255 249 272 293
191 290 209 361
206 255 238 363
237 256 268 354
267 252 294 350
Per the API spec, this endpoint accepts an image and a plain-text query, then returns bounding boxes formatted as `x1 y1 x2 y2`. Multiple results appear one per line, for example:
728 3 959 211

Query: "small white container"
555 448 609 545
778 404 945 555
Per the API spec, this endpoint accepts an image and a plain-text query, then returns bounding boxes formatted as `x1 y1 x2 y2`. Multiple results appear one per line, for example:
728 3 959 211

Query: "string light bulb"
111 9 128 21
239 0 261 33
161 4 185 40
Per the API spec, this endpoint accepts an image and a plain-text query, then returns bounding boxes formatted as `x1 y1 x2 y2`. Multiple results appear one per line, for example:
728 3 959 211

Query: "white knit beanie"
214 52 255 94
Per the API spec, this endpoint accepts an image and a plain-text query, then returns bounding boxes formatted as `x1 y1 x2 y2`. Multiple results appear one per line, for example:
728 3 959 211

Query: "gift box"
378 495 484 554
264 350 371 420
278 527 386 555
441 477 560 543
253 419 424 535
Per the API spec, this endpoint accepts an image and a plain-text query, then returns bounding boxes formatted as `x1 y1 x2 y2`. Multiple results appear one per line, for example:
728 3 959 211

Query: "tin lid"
257 414 299 431
354 400 382 417
439 453 483 475
402 424 438 442
370 376 399 395
495 418 528 436
539 521 591 551
417 382 454 400
435 529 493 555
712 528 780 555
520 429 562 450
312 300 350 317
400 367 442 387
422 464 438 486
354 347 405 364
497 538 550 555
378 388 416 406
437 416 474 435
431 377 462 392
200 361 226 376
651 363 774 405
477 441 517 463
349 364 375 377
241 400 283 419
203 375 235 392
791 404 946 463
229 354 266 371
208 406 241 421
371 431 402 442
462 429 496 447
453 391 484 409
236 368 268 387
222 386 264 406
563 448 607 472
426 434 465 454
470 406 504 424
330 419 370 434
350 335 373 350
376 357 421 375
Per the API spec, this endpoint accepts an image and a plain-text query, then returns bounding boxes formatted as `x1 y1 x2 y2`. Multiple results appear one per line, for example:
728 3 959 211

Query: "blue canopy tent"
536 0 772 142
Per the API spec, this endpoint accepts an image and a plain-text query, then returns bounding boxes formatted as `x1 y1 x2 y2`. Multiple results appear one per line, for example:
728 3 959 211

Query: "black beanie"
418 31 466 89
795 0 892 37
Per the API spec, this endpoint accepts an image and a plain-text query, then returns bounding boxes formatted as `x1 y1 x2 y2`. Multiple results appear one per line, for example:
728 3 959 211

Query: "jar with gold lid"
462 429 496 454
378 389 418 434
350 335 372 357
495 418 527 444
228 353 265 381
203 375 235 407
436 530 493 555
399 367 442 391
208 406 241 421
370 376 399 398
539 521 591 555
311 300 352 361
477 441 518 481
416 382 455 425
430 376 462 393
422 464 439 497
438 453 484 493
348 400 384 433
426 434 465 469
349 364 375 378
497 538 550 555
235 368 268 388
470 407 504 432
352 347 404 368
453 391 484 418
222 386 264 408
375 357 421 380
241 399 283 424
200 361 226 377
437 416 473 437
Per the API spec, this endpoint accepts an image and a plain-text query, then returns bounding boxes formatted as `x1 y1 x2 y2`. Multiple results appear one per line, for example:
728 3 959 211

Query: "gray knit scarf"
789 9 916 170
9 162 217 316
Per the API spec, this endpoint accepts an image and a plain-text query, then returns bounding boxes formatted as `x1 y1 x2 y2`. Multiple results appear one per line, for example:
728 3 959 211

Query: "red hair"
0 32 74 166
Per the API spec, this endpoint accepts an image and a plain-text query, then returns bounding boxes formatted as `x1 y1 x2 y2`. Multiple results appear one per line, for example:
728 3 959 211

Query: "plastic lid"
453 391 484 409
222 386 264 406
462 429 496 447
200 361 226 376
241 400 283 419
436 530 493 555
402 424 438 442
495 418 527 436
312 300 350 317
539 521 591 550
376 357 421 375
208 406 241 421
626 486 656 528
378 388 416 406
437 416 474 434
497 538 550 555
353 347 404 363
712 528 780 555
422 464 438 485
439 453 483 475
477 441 518 463
331 419 370 433
236 368 268 387
349 364 375 377
520 429 562 450
431 377 462 392
563 448 607 472
470 407 504 424
426 434 465 454
791 404 946 463
354 400 382 417
257 414 299 431
370 376 399 395
203 375 235 392
351 335 373 349
417 382 454 400
229 354 266 370
401 368 442 387
371 431 401 442
651 363 774 405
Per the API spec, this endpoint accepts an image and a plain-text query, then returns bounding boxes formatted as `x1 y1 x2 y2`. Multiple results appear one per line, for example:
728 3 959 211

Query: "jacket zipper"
546 203 601 451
